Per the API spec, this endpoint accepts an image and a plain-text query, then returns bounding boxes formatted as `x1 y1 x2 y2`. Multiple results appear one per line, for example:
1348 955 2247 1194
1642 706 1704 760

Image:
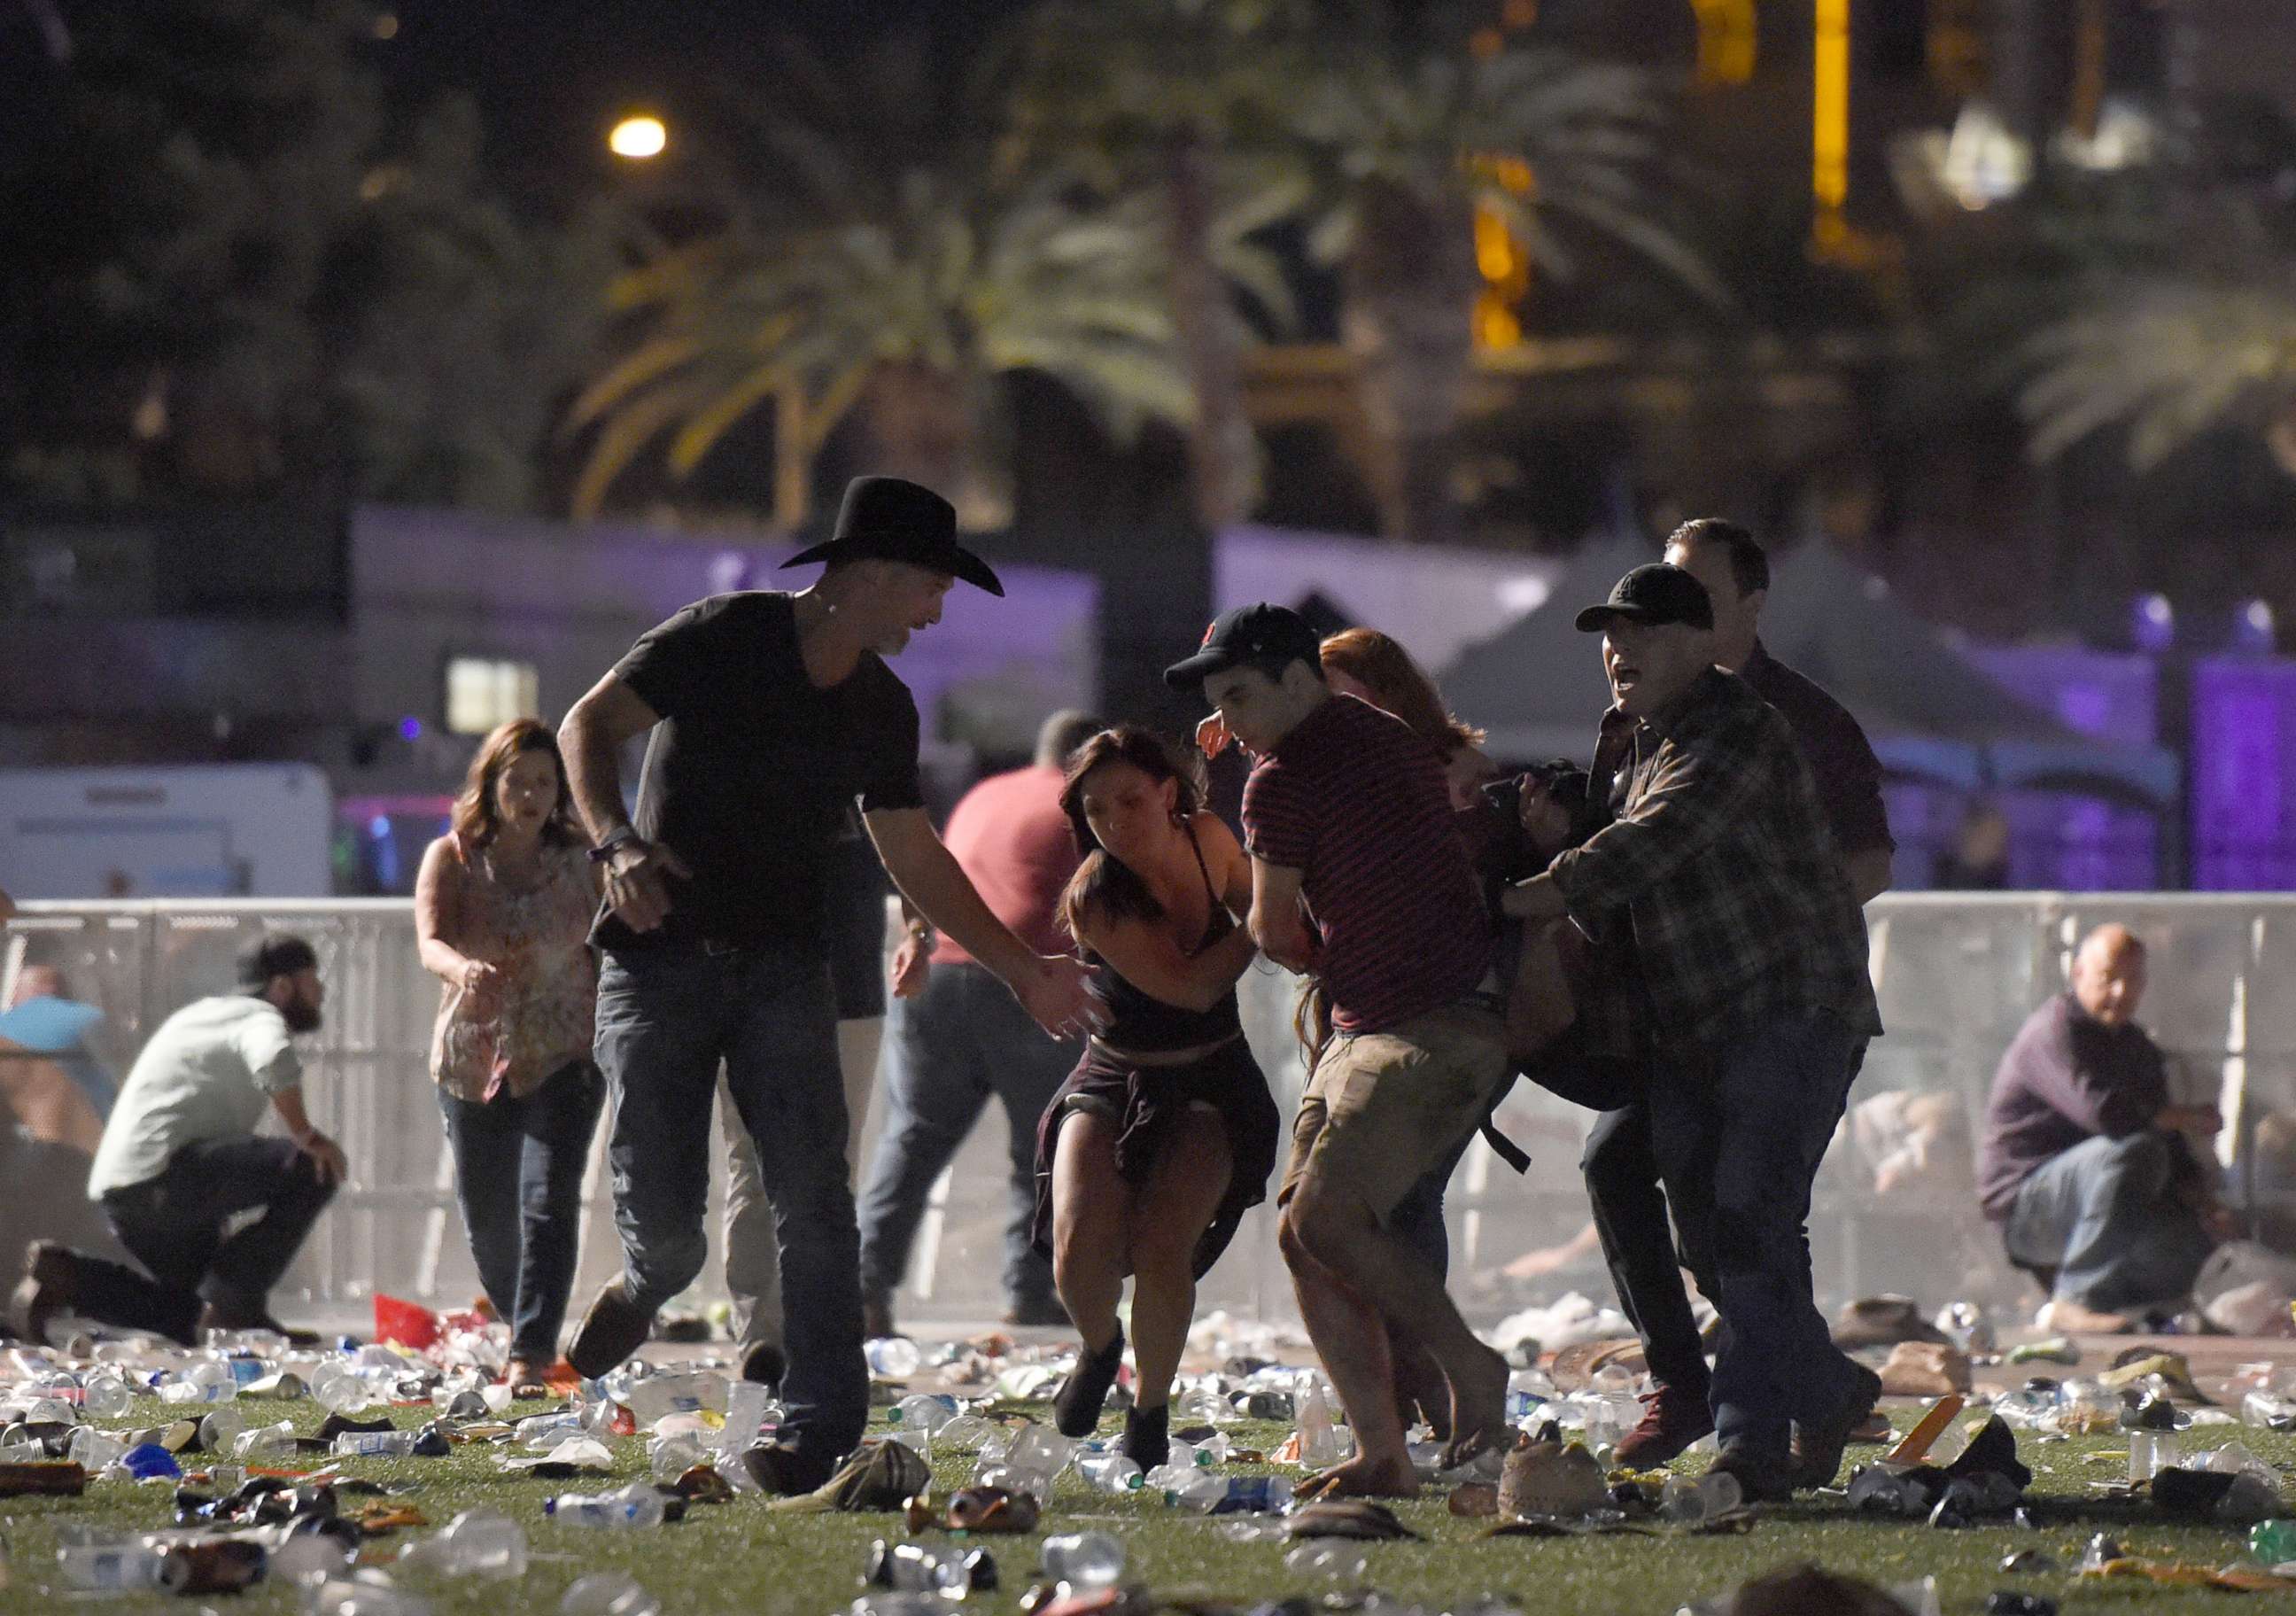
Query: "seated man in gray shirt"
11 936 347 1347
1978 923 2222 1332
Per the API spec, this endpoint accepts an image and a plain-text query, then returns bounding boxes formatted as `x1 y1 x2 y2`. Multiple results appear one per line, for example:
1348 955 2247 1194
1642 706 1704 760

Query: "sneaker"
1789 1361 1884 1490
567 1280 654 1379
1004 1294 1071 1329
1612 1380 1716 1469
1708 1440 1796 1503
11 1242 80 1348
741 1439 836 1497
741 1340 787 1388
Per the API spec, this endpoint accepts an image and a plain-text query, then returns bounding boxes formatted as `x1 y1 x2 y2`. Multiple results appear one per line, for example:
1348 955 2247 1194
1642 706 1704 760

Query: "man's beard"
282 992 323 1035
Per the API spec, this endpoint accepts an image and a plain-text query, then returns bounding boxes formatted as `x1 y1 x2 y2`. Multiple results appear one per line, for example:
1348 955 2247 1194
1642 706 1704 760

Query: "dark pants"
1582 1103 1711 1394
1648 1010 1866 1455
857 961 1077 1309
76 1138 337 1343
438 1060 604 1363
594 941 863 1463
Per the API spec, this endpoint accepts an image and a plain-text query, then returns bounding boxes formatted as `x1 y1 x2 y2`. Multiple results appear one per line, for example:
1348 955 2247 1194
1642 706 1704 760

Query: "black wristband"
588 831 640 866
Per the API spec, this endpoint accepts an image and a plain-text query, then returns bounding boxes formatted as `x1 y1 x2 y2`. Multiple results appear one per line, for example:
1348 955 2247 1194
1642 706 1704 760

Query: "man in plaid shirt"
1505 562 1882 1501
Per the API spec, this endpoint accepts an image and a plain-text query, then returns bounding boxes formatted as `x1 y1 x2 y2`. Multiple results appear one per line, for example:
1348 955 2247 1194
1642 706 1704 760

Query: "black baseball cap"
1162 603 1323 690
1573 563 1714 633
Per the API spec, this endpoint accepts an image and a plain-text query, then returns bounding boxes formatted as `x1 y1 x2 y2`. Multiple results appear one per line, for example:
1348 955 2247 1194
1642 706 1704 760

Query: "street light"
609 114 667 160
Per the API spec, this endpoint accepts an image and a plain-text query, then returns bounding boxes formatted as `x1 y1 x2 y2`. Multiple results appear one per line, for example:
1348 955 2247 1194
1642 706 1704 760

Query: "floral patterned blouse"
428 836 600 1102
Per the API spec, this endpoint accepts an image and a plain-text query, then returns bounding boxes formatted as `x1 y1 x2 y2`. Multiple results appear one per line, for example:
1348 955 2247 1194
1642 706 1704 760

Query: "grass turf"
2 1393 2291 1615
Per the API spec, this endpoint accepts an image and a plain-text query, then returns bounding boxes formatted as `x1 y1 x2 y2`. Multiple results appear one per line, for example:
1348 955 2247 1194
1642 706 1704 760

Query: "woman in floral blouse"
416 719 603 1391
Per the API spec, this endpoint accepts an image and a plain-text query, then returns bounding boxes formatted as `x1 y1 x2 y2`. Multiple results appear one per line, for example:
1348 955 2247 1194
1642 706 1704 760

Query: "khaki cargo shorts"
1279 998 1509 1223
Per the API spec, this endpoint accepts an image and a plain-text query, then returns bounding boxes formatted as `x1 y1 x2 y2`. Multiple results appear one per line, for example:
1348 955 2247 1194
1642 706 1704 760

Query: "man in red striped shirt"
1167 604 1511 1498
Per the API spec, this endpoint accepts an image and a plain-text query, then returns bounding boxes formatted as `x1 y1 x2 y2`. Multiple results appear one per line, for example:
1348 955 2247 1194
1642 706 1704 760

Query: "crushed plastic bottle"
648 1432 709 1482
545 1483 666 1529
1042 1531 1125 1588
932 1415 994 1453
57 1542 172 1591
561 1571 663 1616
335 1429 419 1460
865 1338 923 1379
1079 1451 1144 1493
236 1419 299 1458
403 1510 527 1579
889 1394 959 1437
1661 1469 1743 1523
2243 1390 2296 1432
1177 1473 1292 1514
2129 1429 2181 1481
1296 1378 1341 1468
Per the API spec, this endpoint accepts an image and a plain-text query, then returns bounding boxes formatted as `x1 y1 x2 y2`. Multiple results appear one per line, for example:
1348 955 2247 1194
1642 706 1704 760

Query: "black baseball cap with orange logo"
1162 602 1325 690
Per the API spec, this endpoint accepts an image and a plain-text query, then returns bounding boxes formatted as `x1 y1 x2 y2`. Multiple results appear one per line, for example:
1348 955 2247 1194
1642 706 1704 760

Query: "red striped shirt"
1241 695 1492 1034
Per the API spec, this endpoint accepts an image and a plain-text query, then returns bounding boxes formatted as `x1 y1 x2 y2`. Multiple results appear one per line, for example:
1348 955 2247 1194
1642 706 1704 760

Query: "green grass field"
2 1393 2289 1615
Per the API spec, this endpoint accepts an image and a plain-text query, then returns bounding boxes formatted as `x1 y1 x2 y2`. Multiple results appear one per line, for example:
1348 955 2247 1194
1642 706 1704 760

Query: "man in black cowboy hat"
559 475 1100 1494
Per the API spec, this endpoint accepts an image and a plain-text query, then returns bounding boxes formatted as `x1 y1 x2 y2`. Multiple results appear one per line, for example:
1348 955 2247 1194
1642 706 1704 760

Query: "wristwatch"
589 830 643 866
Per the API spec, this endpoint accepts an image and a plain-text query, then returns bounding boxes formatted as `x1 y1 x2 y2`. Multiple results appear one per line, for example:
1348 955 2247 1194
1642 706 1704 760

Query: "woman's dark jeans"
438 1060 604 1363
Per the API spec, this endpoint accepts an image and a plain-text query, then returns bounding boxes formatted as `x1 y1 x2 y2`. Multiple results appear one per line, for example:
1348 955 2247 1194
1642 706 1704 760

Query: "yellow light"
1689 0 1757 85
1812 0 1850 212
609 115 668 160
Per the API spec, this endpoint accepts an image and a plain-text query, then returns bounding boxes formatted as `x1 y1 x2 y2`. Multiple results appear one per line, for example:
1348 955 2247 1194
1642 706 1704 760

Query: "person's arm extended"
559 674 688 931
866 806 1099 1037
269 1085 347 1185
1535 720 1776 921
414 840 498 993
1078 903 1258 1014
1247 858 1316 972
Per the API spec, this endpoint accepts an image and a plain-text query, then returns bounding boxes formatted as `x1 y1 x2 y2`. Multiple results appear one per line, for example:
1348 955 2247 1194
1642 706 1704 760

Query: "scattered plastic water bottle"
932 1415 994 1452
889 1394 959 1437
865 1338 922 1379
1296 1379 1340 1468
561 1571 663 1616
1179 1473 1292 1514
335 1429 419 1460
2129 1429 2181 1481
1042 1532 1125 1588
1079 1451 1144 1493
724 1381 772 1449
545 1483 666 1529
517 1412 586 1449
648 1432 708 1482
410 1510 527 1579
1661 1469 1743 1523
57 1542 171 1591
235 1419 299 1458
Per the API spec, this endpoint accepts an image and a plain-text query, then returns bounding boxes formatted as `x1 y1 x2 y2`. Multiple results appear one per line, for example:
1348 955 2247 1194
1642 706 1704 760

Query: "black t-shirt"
591 592 926 953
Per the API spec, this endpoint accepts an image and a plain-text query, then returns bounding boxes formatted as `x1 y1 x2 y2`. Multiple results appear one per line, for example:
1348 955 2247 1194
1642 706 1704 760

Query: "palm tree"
2016 268 2296 478
1011 0 1315 530
564 39 1215 526
1290 17 1726 540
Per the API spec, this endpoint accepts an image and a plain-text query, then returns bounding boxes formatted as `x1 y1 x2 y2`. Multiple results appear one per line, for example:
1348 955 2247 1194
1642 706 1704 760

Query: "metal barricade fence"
7 894 2294 1328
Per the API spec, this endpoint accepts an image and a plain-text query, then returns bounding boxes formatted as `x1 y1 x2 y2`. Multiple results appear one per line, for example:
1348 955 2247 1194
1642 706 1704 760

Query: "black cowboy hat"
780 477 1004 597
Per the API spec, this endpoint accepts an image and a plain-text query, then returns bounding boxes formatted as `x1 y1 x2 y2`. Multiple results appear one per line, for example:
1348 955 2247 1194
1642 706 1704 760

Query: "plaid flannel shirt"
1550 668 1882 1057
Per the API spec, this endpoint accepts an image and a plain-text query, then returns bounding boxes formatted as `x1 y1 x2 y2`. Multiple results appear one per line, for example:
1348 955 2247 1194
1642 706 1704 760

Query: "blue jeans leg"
1654 1012 1864 1454
2005 1131 2216 1311
594 950 741 1317
718 945 867 1462
1582 1102 1710 1394
509 1063 605 1361
856 965 994 1301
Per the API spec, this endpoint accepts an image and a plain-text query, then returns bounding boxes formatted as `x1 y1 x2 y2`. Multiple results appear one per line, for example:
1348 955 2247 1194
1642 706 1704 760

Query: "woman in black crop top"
1029 727 1279 1468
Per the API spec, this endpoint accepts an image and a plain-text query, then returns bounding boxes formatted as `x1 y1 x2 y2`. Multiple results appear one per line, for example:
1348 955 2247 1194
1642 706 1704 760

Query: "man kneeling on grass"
1170 604 1511 1500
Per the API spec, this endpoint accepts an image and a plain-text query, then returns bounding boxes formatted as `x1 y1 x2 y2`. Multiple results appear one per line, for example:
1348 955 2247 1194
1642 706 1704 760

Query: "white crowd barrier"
6 894 2292 1330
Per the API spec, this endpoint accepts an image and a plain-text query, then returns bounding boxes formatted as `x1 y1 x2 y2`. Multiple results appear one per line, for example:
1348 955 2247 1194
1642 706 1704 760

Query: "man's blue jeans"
594 941 863 1461
1649 1008 1866 1456
2004 1131 2216 1312
856 961 1076 1309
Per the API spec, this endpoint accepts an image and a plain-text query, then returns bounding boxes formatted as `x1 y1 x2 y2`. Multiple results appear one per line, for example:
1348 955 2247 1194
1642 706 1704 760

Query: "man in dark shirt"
1577 520 1896 1477
557 477 1098 1494
1507 563 1883 1502
1977 924 2221 1332
1172 604 1512 1498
